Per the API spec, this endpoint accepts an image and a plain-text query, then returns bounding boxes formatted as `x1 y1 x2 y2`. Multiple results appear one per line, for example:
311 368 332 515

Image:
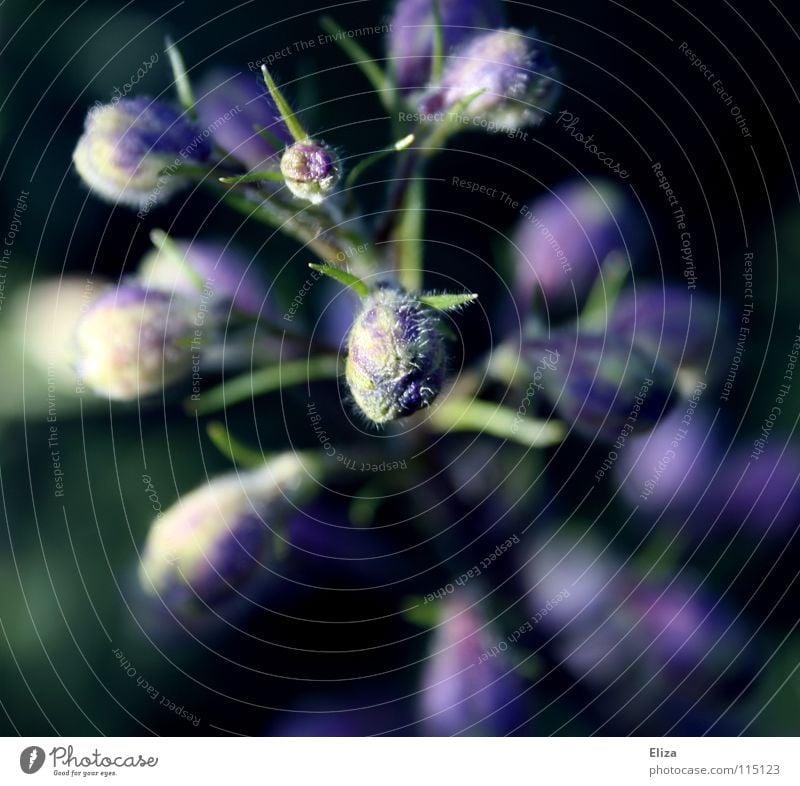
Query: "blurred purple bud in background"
525 330 675 443
389 0 506 93
616 407 720 517
610 285 727 382
512 179 642 311
419 595 527 735
712 444 800 540
73 98 210 208
138 453 317 610
74 284 196 400
420 28 559 131
137 237 268 317
196 69 293 171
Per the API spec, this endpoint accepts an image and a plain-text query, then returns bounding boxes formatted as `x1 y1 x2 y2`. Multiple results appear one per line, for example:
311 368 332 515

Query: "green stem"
427 395 565 448
187 354 340 415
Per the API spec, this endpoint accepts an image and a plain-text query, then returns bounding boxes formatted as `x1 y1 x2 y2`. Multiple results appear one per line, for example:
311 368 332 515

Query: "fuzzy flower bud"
420 595 527 735
420 28 559 131
196 70 292 171
280 140 340 204
525 330 674 442
137 238 268 317
74 284 195 400
346 286 446 424
73 98 210 208
389 0 506 93
138 454 314 609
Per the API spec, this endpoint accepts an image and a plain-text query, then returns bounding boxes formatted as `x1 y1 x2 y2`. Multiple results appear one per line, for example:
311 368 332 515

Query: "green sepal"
419 292 478 311
260 65 308 143
308 263 369 297
149 229 206 291
164 36 196 117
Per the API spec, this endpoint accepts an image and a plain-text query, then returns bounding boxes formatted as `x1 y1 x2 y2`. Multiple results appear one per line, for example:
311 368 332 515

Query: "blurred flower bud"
420 595 526 735
280 140 340 204
389 0 506 93
346 286 446 424
420 29 558 131
513 179 643 310
196 69 292 171
73 98 210 208
138 453 314 609
74 284 196 400
525 330 675 442
616 407 719 516
610 285 728 378
137 238 267 316
13 275 109 383
713 444 800 539
522 529 755 730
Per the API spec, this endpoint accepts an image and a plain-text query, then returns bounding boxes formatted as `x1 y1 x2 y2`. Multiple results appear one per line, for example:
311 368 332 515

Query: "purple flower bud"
195 69 292 171
522 531 754 720
420 596 526 735
513 179 643 309
610 285 727 376
73 98 210 208
712 445 800 539
616 408 719 515
525 330 675 442
280 140 340 204
346 286 446 424
137 238 268 316
389 0 506 93
420 28 559 130
138 454 314 609
74 284 196 400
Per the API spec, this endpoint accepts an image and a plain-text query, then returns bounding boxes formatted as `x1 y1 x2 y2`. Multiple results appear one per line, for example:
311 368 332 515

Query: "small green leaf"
401 597 441 628
206 422 267 468
149 229 206 291
308 263 369 297
419 292 478 311
581 250 631 330
320 16 392 110
165 36 196 117
260 65 308 143
187 355 340 415
218 171 285 185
